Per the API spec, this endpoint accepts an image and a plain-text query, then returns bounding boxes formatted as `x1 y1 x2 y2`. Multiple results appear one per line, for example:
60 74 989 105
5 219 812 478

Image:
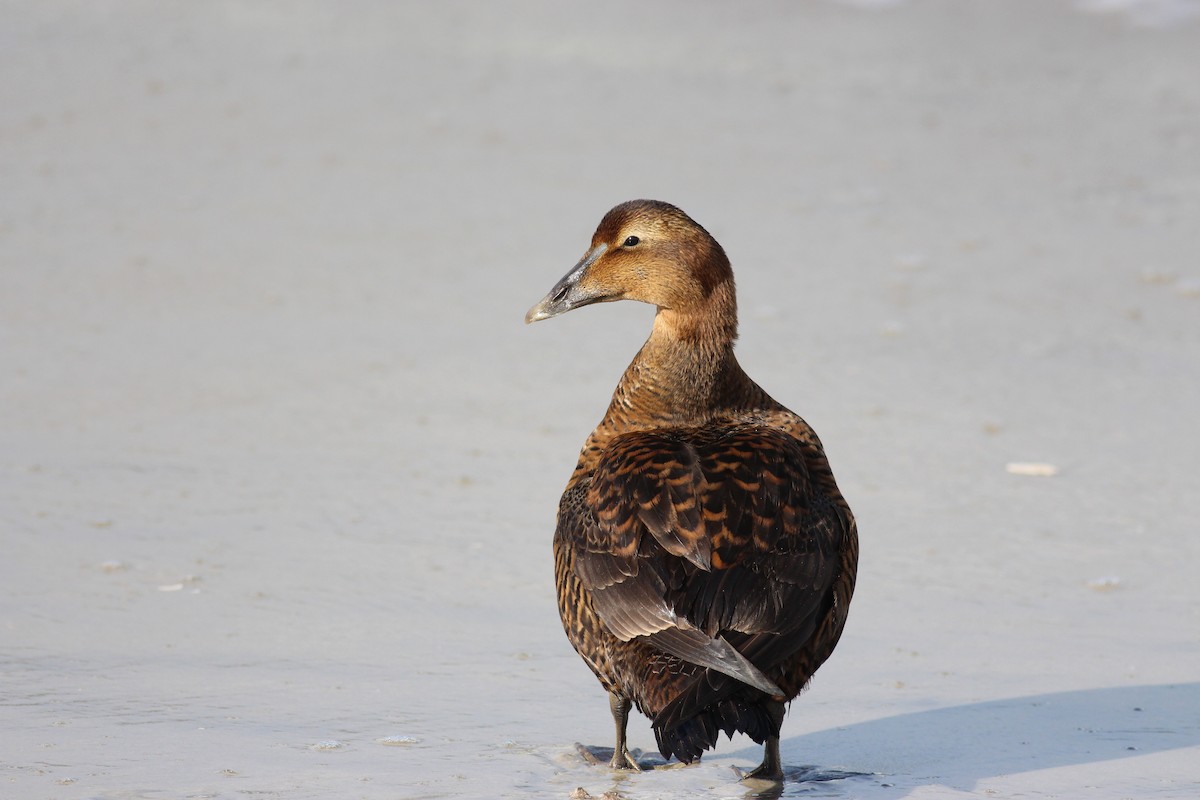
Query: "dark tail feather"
653 698 778 763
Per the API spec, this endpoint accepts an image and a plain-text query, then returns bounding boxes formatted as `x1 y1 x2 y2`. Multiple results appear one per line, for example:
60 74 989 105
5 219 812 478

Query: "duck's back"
553 408 857 763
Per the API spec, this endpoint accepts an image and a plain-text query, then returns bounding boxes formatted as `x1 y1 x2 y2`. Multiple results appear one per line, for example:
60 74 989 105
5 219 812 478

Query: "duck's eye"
623 235 640 247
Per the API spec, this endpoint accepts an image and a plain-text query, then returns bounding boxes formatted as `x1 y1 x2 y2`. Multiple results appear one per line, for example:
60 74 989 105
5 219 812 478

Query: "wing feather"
561 423 843 695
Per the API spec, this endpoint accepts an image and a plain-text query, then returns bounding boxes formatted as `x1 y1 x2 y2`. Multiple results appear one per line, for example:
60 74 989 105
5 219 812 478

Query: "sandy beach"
3 1 1198 797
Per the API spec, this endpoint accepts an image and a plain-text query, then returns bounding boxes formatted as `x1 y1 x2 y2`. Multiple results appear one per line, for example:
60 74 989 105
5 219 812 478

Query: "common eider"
526 200 858 780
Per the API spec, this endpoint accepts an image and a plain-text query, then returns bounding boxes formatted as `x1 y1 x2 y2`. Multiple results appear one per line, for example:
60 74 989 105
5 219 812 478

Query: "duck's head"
525 200 735 332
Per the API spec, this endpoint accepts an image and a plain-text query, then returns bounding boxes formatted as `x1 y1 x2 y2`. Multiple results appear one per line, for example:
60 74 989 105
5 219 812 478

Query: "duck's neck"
600 283 766 430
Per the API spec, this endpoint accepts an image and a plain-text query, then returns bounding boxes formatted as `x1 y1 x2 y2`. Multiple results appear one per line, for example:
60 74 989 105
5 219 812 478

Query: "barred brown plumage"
526 200 858 781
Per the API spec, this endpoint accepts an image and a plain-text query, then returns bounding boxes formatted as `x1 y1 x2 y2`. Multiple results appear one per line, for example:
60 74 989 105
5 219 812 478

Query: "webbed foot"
739 703 785 782
739 760 783 782
608 745 643 771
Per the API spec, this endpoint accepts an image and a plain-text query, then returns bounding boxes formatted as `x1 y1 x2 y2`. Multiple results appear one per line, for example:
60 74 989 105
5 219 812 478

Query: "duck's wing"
651 488 854 735
559 433 780 696
561 425 843 695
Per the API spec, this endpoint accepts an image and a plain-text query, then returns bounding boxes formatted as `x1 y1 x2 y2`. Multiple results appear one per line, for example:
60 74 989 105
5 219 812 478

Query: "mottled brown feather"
533 199 858 766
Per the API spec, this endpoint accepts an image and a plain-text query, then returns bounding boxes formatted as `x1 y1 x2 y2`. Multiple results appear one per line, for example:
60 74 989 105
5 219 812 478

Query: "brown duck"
526 200 858 780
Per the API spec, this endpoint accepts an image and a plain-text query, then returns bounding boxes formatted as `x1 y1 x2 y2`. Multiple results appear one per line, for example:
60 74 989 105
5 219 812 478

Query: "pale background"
2 1 1198 798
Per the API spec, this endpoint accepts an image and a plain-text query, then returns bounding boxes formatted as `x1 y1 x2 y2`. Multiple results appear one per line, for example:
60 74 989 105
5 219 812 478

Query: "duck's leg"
741 700 786 781
608 692 642 771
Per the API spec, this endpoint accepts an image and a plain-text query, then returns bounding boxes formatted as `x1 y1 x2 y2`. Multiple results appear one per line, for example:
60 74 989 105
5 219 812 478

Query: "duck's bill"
525 244 610 323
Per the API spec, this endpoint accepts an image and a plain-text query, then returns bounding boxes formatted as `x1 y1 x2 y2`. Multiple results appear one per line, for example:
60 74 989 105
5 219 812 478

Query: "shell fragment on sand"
1005 462 1060 477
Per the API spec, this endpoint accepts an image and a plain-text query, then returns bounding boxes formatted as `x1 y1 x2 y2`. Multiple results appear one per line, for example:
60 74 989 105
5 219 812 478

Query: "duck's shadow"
571 684 1198 797
573 743 871 798
734 765 873 799
722 682 1200 796
574 743 682 772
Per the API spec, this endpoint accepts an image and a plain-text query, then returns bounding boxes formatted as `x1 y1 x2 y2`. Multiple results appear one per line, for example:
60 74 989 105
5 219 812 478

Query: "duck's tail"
652 696 779 764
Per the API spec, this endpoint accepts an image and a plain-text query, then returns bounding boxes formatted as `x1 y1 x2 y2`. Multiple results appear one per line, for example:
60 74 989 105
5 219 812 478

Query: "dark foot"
606 693 643 771
739 714 787 782
739 705 784 782
739 760 784 782
608 745 643 771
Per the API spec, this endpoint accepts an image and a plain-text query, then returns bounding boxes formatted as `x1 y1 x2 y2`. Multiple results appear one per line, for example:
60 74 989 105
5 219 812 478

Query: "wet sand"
3 1 1198 797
